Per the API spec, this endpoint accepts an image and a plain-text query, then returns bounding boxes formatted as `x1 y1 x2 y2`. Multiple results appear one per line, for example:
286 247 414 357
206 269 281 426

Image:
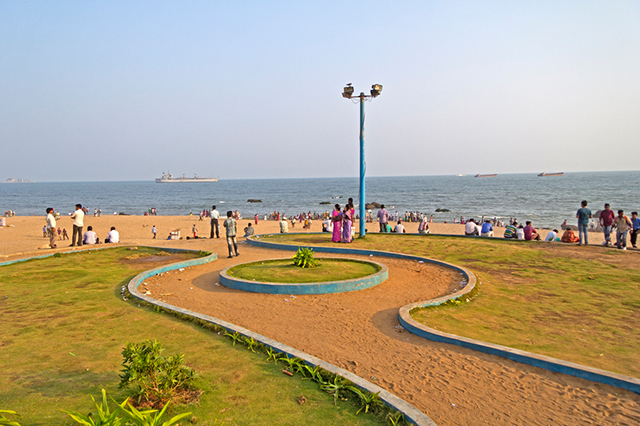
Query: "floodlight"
370 84 383 97
343 84 354 98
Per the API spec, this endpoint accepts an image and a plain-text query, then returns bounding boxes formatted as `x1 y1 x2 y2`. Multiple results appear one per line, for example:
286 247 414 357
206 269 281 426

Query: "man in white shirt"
280 218 289 233
545 229 558 242
210 205 220 238
70 204 85 246
46 207 57 248
393 220 406 233
465 219 480 236
106 226 120 243
83 226 97 244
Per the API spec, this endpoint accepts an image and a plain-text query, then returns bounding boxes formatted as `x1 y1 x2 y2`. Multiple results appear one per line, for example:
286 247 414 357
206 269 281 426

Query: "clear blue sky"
1 1 638 181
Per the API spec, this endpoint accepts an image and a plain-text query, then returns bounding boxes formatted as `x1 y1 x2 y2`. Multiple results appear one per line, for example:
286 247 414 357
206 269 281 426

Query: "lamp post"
342 83 383 237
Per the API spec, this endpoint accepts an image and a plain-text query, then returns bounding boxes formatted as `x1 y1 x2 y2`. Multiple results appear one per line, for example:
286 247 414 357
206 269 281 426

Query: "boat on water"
456 174 465 177
538 172 564 177
474 174 497 178
155 172 218 183
3 177 34 183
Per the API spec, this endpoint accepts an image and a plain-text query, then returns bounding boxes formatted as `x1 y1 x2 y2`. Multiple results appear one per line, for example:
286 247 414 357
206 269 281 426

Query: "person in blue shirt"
481 220 494 237
630 211 640 249
575 200 592 245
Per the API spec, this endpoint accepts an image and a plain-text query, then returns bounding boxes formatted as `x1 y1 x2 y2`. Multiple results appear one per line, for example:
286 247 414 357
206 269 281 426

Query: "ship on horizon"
3 177 34 183
474 174 497 178
538 172 564 177
155 172 218 183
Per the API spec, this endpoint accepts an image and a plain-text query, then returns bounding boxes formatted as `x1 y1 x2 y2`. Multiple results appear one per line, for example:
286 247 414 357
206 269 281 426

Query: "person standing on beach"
70 204 84 246
210 205 220 238
331 204 343 242
613 210 632 250
223 210 239 258
630 212 640 249
599 203 615 246
46 207 57 248
152 225 157 239
377 205 389 233
576 200 592 245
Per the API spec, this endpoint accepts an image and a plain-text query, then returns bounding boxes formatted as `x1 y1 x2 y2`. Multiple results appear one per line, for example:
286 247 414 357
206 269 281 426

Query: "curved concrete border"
220 257 388 294
125 249 436 426
249 233 640 395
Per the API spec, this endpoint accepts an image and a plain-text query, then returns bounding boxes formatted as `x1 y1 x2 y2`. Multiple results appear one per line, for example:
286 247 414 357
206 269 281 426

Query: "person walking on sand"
210 205 220 238
152 225 157 239
192 224 198 238
223 210 239 258
46 207 57 248
70 204 84 246
613 209 632 250
576 200 592 245
377 204 389 233
599 203 615 246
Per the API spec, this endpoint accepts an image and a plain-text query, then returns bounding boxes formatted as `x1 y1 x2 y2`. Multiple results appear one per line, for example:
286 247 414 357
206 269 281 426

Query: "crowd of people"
43 204 120 249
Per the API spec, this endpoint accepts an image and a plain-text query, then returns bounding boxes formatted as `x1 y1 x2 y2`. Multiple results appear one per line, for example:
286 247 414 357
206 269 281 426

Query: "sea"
1 171 639 229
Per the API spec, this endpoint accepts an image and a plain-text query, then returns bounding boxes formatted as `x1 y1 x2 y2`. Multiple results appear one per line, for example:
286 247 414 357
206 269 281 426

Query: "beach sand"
1 215 631 425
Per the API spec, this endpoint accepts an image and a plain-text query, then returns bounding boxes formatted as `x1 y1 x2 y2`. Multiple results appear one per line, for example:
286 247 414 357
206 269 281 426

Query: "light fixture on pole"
342 83 383 237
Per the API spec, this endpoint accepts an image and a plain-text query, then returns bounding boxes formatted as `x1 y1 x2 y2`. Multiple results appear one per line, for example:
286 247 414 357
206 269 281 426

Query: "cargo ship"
155 172 218 183
3 177 34 183
474 174 497 178
537 172 564 177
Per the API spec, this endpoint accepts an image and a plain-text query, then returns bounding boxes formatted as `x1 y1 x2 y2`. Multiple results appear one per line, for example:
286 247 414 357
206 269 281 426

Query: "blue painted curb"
126 248 435 425
249 233 640 396
220 257 388 294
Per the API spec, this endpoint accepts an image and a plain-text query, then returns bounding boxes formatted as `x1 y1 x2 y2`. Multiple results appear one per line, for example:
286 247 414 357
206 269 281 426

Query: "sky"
1 1 639 182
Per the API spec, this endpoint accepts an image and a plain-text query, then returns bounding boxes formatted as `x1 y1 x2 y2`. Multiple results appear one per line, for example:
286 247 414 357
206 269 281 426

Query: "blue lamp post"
342 83 383 237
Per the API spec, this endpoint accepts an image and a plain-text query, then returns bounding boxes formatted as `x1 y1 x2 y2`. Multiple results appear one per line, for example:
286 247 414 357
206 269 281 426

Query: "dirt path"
145 244 640 425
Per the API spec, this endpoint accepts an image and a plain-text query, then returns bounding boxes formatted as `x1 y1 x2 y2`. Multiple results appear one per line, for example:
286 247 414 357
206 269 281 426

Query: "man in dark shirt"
599 203 615 246
523 221 541 241
576 200 592 245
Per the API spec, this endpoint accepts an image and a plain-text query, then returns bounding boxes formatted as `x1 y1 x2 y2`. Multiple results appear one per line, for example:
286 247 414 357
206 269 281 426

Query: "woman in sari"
331 204 342 242
342 204 353 243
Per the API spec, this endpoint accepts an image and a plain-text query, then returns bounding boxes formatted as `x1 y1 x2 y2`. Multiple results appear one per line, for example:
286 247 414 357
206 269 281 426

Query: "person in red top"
523 221 541 241
599 203 615 246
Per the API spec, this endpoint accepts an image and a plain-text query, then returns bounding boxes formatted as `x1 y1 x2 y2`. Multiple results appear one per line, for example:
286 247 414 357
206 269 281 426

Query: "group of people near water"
43 204 119 249
325 198 355 243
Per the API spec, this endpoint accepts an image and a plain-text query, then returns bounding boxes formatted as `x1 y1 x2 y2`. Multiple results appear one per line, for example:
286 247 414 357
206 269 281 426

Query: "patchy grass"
228 258 380 283
0 247 387 425
262 233 640 377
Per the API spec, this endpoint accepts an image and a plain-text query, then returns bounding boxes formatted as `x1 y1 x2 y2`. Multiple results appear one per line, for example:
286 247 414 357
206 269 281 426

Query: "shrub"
292 247 318 268
119 340 197 407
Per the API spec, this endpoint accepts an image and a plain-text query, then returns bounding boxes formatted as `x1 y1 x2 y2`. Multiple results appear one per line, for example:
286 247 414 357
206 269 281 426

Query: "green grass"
262 233 640 378
0 247 388 425
227 258 381 283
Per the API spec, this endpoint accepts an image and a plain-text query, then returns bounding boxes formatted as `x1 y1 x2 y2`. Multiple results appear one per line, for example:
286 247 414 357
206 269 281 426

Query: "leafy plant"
388 411 405 425
277 356 305 373
242 336 257 353
119 340 197 407
292 247 318 268
265 347 279 363
344 386 382 415
320 376 348 405
63 389 127 426
0 410 22 426
120 402 191 426
224 331 243 346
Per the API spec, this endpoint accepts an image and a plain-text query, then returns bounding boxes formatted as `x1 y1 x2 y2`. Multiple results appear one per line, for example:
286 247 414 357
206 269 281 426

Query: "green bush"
0 410 22 426
292 247 318 268
119 340 197 407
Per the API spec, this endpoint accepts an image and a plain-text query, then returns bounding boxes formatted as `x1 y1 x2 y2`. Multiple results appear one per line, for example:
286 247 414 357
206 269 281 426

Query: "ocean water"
1 171 638 229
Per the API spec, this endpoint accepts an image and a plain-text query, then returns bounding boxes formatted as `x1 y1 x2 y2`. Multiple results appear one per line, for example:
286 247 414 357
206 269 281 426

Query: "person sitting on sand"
418 218 430 234
393 220 406 233
561 229 579 243
516 224 525 240
481 220 494 237
322 219 333 233
465 218 479 236
280 217 289 233
504 220 518 239
105 226 119 243
523 221 541 241
83 226 97 245
545 229 559 242
243 223 254 237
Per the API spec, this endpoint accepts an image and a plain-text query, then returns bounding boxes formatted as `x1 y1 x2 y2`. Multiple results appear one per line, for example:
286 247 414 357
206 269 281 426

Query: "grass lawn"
0 247 389 426
260 233 640 378
227 258 380 283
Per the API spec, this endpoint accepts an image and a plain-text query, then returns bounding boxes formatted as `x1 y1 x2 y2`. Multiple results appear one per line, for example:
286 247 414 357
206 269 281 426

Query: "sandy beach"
0 214 607 260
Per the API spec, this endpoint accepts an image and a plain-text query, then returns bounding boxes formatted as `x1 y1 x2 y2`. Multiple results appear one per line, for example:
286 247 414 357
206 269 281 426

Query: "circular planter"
219 257 389 294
